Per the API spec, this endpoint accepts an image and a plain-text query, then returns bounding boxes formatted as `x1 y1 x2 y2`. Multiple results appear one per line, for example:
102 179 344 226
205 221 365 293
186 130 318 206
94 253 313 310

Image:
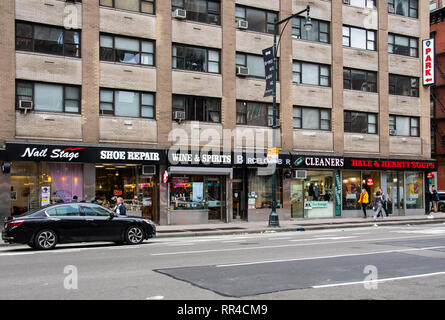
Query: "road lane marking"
312 271 445 289
215 245 445 267
150 234 445 256
222 240 247 243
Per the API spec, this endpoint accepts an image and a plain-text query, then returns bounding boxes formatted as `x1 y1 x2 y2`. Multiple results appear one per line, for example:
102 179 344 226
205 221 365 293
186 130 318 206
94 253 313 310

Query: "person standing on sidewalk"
432 186 440 213
378 187 389 218
358 188 369 218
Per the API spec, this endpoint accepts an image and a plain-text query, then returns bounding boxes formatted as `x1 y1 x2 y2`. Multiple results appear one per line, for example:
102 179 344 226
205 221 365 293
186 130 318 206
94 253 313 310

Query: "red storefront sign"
366 178 374 186
427 172 434 179
347 159 436 171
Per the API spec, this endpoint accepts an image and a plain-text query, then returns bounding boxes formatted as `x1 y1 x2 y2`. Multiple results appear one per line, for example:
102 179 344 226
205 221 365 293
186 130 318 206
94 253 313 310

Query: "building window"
236 53 279 78
99 88 155 119
100 34 154 66
388 0 418 18
405 172 423 209
342 171 362 210
293 106 331 131
343 0 376 8
342 26 376 51
236 101 279 127
16 81 80 114
293 61 330 87
344 111 378 134
343 68 377 92
15 21 80 58
388 34 418 57
172 0 220 25
100 0 155 14
173 95 221 123
235 6 278 34
172 44 220 74
389 74 419 97
389 115 419 137
248 169 283 209
292 17 330 43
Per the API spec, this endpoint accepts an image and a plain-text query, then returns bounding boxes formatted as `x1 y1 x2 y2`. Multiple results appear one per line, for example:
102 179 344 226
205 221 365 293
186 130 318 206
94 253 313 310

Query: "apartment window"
172 44 220 73
292 17 330 43
236 101 278 127
235 6 278 34
343 26 376 51
173 95 221 123
236 53 279 79
389 115 419 137
343 0 376 8
388 34 418 57
293 61 330 87
16 81 80 114
100 89 155 119
343 68 377 92
172 0 220 25
15 21 80 57
293 107 331 131
388 0 418 18
344 111 377 134
100 0 155 14
389 74 419 97
100 34 154 66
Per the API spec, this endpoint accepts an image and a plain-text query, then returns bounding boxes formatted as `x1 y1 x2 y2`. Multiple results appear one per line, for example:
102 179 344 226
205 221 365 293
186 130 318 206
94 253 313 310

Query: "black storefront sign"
292 155 345 169
263 46 274 97
234 151 292 167
2 143 166 164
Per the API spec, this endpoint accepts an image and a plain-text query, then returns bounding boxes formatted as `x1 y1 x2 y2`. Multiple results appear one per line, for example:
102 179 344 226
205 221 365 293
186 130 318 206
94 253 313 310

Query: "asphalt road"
1 223 445 300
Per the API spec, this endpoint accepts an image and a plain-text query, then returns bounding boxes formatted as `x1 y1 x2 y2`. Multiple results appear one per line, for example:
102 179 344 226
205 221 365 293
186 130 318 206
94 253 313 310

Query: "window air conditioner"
237 20 248 30
268 117 280 127
18 99 33 114
342 0 350 4
142 165 156 176
388 5 395 13
294 170 307 180
173 111 186 121
389 129 397 136
236 66 249 76
172 8 187 19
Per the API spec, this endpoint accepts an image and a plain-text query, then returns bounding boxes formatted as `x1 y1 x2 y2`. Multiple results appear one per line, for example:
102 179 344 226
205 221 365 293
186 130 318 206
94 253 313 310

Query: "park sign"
423 39 435 86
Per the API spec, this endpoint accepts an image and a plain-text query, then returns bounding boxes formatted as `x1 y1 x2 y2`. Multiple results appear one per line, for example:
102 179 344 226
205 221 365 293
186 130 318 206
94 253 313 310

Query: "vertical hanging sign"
334 170 342 217
423 39 435 86
263 46 274 97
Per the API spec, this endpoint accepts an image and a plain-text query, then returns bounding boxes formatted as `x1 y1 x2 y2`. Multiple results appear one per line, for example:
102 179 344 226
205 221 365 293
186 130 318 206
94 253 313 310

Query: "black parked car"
2 203 156 250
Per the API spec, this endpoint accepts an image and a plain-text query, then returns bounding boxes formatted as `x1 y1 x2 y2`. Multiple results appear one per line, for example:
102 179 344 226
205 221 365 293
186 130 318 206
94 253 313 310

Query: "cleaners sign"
423 39 435 86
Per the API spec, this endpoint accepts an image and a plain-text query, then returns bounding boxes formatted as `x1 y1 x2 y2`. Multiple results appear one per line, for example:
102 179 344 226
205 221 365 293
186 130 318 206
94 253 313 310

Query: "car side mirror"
109 212 116 219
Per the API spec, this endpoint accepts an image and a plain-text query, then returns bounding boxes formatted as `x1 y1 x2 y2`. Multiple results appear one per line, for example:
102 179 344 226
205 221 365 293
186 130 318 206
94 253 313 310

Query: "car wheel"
34 229 57 250
125 225 144 245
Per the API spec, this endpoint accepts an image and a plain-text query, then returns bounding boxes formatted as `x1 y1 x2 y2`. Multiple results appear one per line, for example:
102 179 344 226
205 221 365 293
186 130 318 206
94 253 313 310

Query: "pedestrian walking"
113 197 127 216
432 186 440 213
425 188 432 215
373 190 385 221
378 187 389 217
358 188 369 218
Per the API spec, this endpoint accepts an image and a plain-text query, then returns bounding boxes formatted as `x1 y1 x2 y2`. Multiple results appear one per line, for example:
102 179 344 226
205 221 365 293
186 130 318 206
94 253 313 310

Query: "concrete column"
221 1 236 132
0 0 16 145
83 163 96 202
156 1 173 148
279 0 293 152
81 0 100 144
331 0 344 154
378 0 389 157
0 172 11 229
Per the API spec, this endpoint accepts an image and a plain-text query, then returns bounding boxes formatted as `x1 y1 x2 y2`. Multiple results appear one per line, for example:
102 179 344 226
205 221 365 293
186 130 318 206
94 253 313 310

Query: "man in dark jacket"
113 197 127 216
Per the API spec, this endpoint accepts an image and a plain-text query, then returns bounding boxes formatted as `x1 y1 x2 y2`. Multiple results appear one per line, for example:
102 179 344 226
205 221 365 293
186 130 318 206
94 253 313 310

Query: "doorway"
206 176 226 222
387 172 404 216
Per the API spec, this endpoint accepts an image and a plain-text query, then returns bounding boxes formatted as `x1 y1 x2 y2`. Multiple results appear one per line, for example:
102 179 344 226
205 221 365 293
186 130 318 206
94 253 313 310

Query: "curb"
2 218 444 247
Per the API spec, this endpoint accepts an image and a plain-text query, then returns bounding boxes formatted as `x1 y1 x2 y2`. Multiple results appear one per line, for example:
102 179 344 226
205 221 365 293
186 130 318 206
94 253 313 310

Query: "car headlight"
144 219 154 225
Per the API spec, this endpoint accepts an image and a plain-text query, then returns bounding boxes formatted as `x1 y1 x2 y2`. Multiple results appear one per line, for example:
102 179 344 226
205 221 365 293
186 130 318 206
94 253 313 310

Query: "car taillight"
7 220 25 228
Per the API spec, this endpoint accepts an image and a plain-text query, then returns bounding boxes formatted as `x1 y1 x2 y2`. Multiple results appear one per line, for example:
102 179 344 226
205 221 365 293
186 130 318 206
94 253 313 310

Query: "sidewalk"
2 213 445 246
154 212 445 238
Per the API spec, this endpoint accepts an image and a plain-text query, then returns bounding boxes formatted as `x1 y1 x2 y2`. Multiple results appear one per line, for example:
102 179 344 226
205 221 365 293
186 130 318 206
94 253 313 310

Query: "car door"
45 204 89 243
81 205 123 241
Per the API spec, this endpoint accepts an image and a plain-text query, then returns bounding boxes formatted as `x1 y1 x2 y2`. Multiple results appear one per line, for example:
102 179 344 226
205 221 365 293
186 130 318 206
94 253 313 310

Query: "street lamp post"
268 5 312 227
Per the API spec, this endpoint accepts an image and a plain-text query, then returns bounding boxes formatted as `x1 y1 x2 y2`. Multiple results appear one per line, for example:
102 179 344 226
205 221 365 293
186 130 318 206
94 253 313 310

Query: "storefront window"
96 165 157 220
10 162 39 215
387 172 404 211
342 171 361 210
40 163 84 204
405 172 423 209
247 169 282 209
291 171 334 218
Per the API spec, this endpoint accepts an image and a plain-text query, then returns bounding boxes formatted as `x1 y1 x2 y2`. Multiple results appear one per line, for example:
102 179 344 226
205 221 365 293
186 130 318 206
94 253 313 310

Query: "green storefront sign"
334 170 342 217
